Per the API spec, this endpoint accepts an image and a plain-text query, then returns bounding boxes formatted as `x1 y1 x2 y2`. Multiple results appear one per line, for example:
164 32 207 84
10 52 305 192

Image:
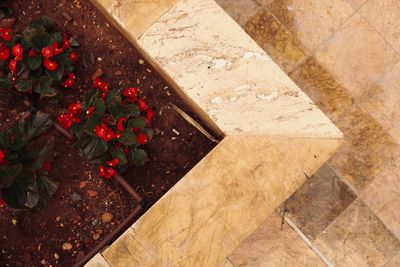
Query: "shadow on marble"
245 9 309 73
215 0 262 27
289 56 354 122
284 163 357 240
267 0 354 51
316 199 400 266
330 105 400 193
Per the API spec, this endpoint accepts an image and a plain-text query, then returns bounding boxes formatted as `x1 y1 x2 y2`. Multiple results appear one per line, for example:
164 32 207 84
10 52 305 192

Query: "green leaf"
105 90 118 105
46 65 64 81
0 164 22 188
111 147 127 165
0 77 12 90
31 33 52 50
118 128 137 146
130 149 147 166
127 117 147 128
69 37 79 47
52 32 62 43
94 98 106 116
34 75 55 96
1 170 39 209
0 131 10 147
29 16 54 31
0 6 13 20
25 113 53 139
108 101 135 119
83 89 98 106
84 113 102 134
77 135 108 160
15 77 34 92
24 136 54 159
37 175 58 198
28 55 43 70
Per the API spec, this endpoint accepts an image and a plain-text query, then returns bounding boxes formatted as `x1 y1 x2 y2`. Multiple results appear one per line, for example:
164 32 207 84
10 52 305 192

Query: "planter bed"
0 0 216 266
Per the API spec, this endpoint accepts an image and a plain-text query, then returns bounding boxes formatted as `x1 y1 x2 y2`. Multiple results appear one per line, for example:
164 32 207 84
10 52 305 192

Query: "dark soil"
0 0 217 266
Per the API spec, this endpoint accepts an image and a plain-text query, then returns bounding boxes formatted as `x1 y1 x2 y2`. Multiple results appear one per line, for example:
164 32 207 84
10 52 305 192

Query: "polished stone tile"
315 13 399 99
267 0 354 51
258 0 274 7
363 158 400 240
284 163 357 240
330 106 400 193
290 56 354 122
228 212 324 267
360 62 400 144
245 9 309 73
228 212 291 266
359 0 400 53
346 0 368 9
316 199 400 267
385 252 400 267
215 0 262 27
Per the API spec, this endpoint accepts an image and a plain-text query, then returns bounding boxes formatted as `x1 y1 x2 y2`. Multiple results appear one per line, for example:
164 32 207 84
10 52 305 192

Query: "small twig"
113 180 125 218
169 103 220 143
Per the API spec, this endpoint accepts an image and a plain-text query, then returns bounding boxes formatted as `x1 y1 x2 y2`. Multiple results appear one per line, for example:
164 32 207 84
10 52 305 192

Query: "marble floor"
216 0 400 266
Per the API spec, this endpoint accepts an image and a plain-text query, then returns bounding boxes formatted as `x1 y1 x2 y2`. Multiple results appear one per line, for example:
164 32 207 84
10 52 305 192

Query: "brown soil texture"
0 0 217 266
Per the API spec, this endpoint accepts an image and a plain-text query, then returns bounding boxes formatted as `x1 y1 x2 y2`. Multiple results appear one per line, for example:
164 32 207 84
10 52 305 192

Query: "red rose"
99 165 116 180
41 47 53 59
0 150 6 165
62 37 70 49
43 161 51 173
146 109 155 125
9 59 17 74
123 87 138 102
43 58 58 71
116 117 127 132
136 132 148 145
106 158 120 167
51 42 63 55
86 106 95 117
57 113 74 129
11 44 23 61
92 78 109 92
138 98 148 111
0 46 9 60
0 27 12 41
69 51 78 62
68 102 82 116
61 73 76 88
28 49 37 57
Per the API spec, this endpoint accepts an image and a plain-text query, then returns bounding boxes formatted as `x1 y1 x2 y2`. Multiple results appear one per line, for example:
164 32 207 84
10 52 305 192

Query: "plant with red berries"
0 16 78 98
0 113 58 209
57 79 154 179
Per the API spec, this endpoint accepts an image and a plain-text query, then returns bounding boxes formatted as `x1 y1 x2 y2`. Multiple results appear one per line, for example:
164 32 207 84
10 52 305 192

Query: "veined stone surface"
86 0 343 266
137 0 342 138
96 136 341 266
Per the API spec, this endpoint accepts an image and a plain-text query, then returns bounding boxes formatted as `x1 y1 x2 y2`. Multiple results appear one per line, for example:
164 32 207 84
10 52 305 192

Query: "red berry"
43 58 58 71
28 49 37 57
136 132 148 145
43 161 51 173
138 98 148 111
11 44 23 61
0 150 6 165
69 51 78 62
41 47 53 58
86 106 95 117
62 37 71 49
9 59 17 74
0 27 12 41
68 102 82 116
0 46 9 60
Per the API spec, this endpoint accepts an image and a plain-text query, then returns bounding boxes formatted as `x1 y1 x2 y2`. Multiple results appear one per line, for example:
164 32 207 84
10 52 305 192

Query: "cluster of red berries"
0 150 7 166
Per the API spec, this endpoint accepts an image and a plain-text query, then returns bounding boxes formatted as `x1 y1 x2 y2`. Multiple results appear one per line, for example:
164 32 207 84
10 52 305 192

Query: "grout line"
280 214 334 267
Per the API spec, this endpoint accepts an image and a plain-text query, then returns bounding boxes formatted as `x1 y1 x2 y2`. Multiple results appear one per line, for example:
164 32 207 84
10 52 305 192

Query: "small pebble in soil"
101 212 113 223
71 192 82 202
87 190 98 197
92 233 101 240
138 59 144 65
54 253 60 260
11 219 17 225
62 243 73 251
79 181 87 189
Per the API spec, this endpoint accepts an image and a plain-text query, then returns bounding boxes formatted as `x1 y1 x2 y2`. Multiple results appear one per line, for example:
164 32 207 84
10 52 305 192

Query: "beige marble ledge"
137 0 342 139
99 135 341 266
85 253 110 267
90 0 178 39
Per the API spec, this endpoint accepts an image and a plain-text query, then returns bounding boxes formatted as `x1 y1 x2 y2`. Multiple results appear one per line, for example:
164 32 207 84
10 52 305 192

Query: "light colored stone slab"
90 0 178 39
215 0 262 27
363 158 400 240
315 199 400 267
267 0 354 51
359 0 400 53
315 13 399 99
346 0 367 9
138 0 342 139
101 135 341 266
359 62 400 144
85 254 110 267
